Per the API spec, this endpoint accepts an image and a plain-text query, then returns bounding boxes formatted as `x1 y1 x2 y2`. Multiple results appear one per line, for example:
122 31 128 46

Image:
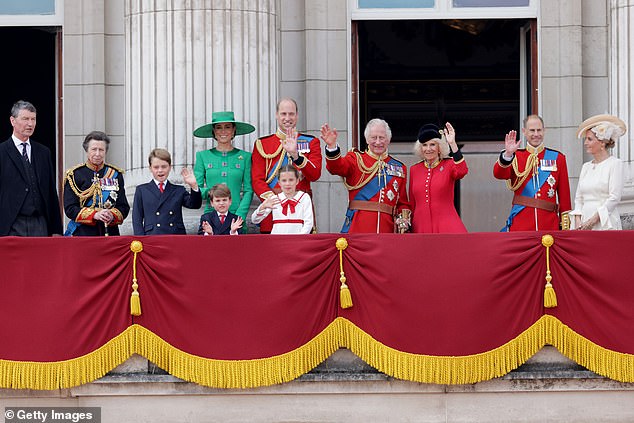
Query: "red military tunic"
326 147 409 233
251 129 322 232
409 154 468 233
493 143 571 231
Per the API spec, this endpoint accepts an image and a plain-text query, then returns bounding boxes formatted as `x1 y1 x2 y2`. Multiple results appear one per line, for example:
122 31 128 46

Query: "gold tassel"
541 234 557 308
130 240 143 316
336 237 353 309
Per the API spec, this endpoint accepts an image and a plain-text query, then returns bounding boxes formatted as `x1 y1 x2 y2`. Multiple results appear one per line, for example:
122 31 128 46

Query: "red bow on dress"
281 198 299 216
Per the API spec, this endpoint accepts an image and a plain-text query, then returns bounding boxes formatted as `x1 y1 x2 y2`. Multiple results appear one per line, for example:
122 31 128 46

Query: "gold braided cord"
255 138 286 184
255 138 284 160
4 316 634 389
65 170 99 207
343 151 383 191
505 153 539 192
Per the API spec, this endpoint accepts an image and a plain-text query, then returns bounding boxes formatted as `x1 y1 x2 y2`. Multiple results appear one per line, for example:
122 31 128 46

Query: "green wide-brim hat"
193 111 256 138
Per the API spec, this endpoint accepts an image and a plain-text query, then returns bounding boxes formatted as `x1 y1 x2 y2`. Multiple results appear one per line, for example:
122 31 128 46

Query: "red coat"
493 145 571 231
326 148 409 233
410 156 468 233
251 130 322 232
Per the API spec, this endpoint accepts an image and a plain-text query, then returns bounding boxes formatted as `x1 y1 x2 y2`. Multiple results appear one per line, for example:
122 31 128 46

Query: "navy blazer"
132 180 202 235
198 210 239 235
0 138 62 236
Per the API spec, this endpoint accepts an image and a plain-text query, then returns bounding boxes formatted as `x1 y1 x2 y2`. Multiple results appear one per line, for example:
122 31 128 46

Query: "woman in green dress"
193 111 256 223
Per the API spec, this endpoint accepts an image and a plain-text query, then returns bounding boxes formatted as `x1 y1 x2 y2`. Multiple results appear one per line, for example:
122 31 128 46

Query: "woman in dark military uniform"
63 131 130 236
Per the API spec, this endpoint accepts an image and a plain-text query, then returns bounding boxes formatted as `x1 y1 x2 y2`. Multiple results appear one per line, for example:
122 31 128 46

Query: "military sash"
341 157 401 233
501 149 558 232
64 166 119 236
266 153 289 190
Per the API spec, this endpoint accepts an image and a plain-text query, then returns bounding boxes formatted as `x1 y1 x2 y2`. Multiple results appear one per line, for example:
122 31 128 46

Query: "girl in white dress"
571 114 626 230
251 165 314 234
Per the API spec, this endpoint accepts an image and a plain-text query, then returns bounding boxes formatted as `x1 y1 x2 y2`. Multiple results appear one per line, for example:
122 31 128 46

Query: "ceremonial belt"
349 200 394 215
512 195 558 213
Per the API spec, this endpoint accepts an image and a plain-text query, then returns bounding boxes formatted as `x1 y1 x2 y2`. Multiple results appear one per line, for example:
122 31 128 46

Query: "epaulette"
106 163 125 173
259 133 278 141
389 156 406 166
65 163 86 178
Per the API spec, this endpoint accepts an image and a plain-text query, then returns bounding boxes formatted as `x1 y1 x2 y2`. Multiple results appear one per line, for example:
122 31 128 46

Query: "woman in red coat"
409 123 468 233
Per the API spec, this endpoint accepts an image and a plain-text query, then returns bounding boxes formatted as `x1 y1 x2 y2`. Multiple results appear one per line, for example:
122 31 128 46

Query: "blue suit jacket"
132 180 202 235
198 210 239 235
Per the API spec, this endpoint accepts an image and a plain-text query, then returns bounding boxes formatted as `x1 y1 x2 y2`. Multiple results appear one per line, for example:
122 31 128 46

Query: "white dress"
570 156 623 230
251 190 314 234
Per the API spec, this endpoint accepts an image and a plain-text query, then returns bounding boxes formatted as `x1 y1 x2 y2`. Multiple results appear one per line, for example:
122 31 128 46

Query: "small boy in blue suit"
198 184 243 235
132 148 202 235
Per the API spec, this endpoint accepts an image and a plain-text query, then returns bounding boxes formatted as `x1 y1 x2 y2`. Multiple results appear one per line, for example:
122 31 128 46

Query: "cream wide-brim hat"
576 114 627 141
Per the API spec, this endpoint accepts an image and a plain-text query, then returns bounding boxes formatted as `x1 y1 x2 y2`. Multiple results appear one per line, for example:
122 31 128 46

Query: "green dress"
194 148 253 218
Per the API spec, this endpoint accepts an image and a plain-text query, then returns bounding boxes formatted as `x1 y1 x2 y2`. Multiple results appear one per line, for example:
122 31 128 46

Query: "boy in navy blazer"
132 148 202 235
198 184 243 235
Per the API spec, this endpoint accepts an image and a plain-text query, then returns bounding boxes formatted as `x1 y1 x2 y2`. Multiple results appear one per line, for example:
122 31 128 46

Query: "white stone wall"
278 0 349 233
63 0 126 170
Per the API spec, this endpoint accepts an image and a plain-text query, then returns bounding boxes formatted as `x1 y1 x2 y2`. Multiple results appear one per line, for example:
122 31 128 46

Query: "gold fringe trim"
4 316 634 390
0 327 135 390
132 322 345 389
343 315 634 385
542 315 634 382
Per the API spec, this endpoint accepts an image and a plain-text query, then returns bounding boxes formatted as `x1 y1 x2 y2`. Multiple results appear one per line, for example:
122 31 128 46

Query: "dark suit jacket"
0 138 62 236
132 180 202 235
198 210 239 235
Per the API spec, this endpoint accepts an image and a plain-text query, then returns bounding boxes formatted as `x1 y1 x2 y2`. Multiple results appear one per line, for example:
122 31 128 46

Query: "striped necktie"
21 142 29 163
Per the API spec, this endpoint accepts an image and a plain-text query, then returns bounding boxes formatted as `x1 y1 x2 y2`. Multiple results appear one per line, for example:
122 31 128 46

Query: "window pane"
359 0 435 8
0 0 55 15
453 0 529 6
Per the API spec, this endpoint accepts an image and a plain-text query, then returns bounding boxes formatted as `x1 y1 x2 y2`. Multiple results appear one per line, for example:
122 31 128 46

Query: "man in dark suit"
132 148 202 235
0 100 62 236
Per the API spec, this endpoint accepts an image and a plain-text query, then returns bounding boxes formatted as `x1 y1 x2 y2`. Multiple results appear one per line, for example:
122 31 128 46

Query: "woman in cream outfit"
571 114 626 230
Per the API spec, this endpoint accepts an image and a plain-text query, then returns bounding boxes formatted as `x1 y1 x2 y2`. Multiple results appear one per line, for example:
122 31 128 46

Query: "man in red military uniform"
251 98 322 233
321 119 410 233
493 114 571 231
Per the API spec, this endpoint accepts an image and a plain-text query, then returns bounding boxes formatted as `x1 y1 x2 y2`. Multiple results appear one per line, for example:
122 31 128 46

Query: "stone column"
124 0 277 186
609 0 634 226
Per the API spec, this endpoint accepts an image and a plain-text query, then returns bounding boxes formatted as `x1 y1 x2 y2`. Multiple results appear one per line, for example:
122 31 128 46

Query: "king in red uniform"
321 119 410 233
493 115 571 231
251 98 322 233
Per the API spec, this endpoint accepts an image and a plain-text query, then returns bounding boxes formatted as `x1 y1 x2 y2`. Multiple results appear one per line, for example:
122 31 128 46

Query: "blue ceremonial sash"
341 157 400 233
501 149 558 232
266 135 313 189
64 167 119 236
266 154 289 190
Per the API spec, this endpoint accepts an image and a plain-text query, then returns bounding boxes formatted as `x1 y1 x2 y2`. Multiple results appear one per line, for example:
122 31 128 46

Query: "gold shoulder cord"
255 139 286 185
65 169 102 208
505 153 539 192
343 151 382 191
